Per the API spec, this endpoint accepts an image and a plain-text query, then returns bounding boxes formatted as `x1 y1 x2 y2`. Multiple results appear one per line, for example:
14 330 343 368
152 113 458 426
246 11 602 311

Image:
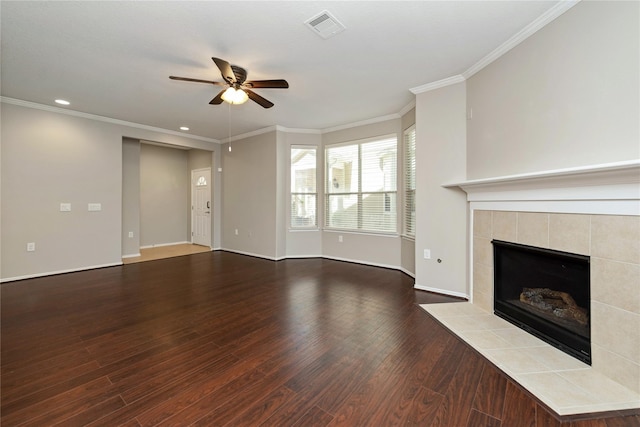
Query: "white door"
191 168 211 247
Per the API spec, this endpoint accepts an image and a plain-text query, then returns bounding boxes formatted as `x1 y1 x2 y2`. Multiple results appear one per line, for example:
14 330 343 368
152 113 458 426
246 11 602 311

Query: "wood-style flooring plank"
2 252 637 426
501 380 537 427
472 364 508 420
466 409 501 427
430 347 487 427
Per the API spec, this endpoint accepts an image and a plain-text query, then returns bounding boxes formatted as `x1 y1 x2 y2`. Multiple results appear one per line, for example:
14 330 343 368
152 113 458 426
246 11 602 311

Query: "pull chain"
227 101 232 152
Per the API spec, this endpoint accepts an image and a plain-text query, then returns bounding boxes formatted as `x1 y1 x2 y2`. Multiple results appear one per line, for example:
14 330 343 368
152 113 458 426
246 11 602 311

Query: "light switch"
88 203 102 211
60 203 71 212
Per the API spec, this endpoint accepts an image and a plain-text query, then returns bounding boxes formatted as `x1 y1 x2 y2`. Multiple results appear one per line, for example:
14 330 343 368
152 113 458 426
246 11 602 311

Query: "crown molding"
0 97 220 144
398 99 416 116
276 125 322 135
462 0 580 79
321 113 400 134
409 0 581 94
410 75 465 95
222 125 279 143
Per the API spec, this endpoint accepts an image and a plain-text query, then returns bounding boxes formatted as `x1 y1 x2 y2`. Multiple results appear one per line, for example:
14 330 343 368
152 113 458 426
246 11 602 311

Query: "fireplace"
492 240 591 364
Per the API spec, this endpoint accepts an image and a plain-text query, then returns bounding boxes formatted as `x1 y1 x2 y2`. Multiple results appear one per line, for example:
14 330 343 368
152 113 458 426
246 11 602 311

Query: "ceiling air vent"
305 10 345 39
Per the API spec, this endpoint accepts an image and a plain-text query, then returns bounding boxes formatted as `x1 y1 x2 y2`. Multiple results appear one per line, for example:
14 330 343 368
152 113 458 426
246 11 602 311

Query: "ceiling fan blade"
244 79 289 89
169 76 225 85
209 89 226 105
212 57 237 84
245 89 274 109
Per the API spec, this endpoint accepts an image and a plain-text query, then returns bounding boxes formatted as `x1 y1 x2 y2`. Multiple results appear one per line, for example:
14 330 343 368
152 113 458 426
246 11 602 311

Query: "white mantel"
444 160 640 216
430 160 640 415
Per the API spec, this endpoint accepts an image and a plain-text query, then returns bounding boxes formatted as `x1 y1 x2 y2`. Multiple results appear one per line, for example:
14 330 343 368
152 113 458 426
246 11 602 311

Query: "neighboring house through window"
290 146 317 228
325 135 397 233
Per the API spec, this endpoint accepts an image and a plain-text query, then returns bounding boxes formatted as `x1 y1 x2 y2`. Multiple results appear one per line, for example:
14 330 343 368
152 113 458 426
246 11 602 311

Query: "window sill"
323 229 399 238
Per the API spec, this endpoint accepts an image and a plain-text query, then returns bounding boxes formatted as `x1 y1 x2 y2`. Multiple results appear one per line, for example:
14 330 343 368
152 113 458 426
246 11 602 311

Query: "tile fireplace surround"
430 161 640 417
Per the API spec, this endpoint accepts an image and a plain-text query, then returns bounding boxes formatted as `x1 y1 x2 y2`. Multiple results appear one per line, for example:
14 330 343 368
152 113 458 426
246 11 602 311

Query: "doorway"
191 168 212 247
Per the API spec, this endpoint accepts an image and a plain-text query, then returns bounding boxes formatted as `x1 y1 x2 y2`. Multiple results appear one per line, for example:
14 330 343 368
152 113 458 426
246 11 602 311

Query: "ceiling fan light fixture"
221 87 248 105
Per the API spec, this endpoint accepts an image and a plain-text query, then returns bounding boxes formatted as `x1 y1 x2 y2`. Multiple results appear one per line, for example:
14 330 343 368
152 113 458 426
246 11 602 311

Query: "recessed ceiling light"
55 99 70 105
180 126 190 131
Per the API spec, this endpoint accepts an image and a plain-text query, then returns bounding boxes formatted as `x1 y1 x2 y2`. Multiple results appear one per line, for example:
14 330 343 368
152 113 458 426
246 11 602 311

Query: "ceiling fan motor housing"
230 65 247 84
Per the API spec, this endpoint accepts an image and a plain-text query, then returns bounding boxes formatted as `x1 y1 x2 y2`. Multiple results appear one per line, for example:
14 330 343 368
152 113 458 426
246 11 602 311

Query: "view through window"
290 146 317 228
325 136 397 233
404 125 416 237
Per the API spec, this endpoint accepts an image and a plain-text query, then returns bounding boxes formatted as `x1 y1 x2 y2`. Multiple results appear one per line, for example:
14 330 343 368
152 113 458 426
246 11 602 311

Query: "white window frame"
324 134 398 235
290 145 318 229
403 125 416 238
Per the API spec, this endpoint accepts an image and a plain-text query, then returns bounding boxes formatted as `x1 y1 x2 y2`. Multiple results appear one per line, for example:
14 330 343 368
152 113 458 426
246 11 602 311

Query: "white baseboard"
320 255 401 272
139 241 190 249
122 253 141 259
283 254 323 259
221 248 279 261
0 262 123 283
414 283 468 300
398 266 415 278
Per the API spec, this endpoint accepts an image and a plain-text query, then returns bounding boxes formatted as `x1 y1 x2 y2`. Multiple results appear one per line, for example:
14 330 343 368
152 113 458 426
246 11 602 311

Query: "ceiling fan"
170 57 289 109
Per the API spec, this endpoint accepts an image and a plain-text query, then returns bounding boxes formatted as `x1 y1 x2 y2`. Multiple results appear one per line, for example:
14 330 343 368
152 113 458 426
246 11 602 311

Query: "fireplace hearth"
492 240 591 364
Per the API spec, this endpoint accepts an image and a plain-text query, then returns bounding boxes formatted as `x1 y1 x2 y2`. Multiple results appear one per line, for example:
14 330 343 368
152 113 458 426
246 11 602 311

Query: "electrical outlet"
235 229 239 236
424 249 431 259
338 235 343 243
88 203 102 211
60 203 71 212
128 231 134 238
27 242 36 252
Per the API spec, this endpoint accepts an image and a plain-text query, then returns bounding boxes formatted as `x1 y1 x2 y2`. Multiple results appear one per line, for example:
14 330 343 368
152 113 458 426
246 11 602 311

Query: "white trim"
276 125 322 135
284 254 323 259
413 283 469 300
409 1 580 94
321 255 401 272
222 125 278 143
398 100 416 117
410 75 465 95
122 253 141 259
444 160 640 189
1 97 220 144
321 113 400 134
470 200 640 217
399 266 415 279
221 248 280 261
1 262 123 283
445 160 640 216
139 241 190 249
463 0 580 79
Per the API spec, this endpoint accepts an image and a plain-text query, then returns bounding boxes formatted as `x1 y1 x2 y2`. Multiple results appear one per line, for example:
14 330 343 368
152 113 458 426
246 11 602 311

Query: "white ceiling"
1 1 561 142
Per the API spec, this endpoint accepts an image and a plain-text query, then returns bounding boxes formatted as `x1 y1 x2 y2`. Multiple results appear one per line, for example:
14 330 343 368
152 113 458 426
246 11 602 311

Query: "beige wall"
1 104 123 279
1 102 218 281
139 144 189 247
122 138 141 256
466 1 639 179
221 131 278 258
473 210 640 394
414 82 468 297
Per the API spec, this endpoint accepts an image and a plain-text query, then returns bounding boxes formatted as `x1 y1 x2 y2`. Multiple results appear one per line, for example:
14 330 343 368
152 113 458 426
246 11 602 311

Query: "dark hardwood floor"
1 252 638 426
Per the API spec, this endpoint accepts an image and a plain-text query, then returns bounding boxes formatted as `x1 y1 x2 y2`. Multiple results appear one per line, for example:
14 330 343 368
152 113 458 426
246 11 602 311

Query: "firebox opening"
492 240 591 364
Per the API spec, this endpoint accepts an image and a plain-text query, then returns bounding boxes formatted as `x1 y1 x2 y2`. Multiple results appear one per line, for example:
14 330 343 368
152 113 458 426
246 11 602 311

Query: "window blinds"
325 136 397 233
